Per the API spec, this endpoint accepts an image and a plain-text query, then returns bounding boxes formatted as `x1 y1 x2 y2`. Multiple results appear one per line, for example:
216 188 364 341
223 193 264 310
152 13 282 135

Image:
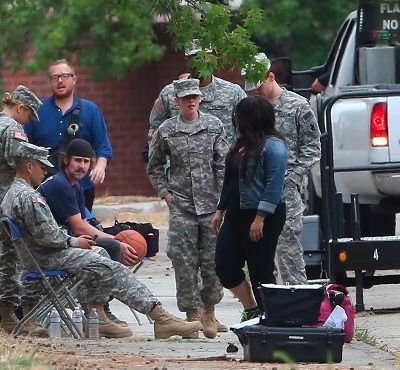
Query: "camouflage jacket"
147 112 229 215
273 89 321 187
0 177 93 271
0 113 28 201
149 76 246 146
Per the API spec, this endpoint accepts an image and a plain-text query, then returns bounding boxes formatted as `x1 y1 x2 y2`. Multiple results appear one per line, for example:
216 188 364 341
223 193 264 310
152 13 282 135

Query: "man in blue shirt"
38 139 136 328
24 59 112 211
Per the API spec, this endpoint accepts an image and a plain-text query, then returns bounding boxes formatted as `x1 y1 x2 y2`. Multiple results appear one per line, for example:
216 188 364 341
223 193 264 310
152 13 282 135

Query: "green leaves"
0 0 265 82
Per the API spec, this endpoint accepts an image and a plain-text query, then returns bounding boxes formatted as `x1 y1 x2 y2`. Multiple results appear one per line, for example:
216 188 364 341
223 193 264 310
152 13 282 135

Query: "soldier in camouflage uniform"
1 141 202 340
147 78 229 339
0 85 44 334
148 39 246 147
243 53 321 285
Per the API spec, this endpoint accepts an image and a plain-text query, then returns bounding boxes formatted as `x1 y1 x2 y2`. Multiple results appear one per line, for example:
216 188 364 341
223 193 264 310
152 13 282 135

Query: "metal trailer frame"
319 89 400 312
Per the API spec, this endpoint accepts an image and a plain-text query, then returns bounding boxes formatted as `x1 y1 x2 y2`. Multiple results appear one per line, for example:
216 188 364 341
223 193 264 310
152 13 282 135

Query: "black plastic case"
233 325 345 363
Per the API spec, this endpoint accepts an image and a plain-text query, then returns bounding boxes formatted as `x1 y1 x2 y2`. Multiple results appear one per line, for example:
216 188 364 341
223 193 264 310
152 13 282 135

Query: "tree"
242 0 358 69
0 1 266 82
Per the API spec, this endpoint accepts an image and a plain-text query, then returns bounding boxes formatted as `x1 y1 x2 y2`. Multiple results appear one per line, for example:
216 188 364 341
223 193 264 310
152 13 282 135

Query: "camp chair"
0 216 84 339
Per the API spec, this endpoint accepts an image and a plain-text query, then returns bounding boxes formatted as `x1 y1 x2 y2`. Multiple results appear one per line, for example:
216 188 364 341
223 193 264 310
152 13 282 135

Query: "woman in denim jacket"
211 96 287 322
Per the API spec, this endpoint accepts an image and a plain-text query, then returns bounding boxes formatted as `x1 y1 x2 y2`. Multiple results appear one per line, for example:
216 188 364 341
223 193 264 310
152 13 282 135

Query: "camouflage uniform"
273 88 321 284
1 177 160 314
0 115 28 306
147 111 229 312
0 85 42 306
149 76 246 146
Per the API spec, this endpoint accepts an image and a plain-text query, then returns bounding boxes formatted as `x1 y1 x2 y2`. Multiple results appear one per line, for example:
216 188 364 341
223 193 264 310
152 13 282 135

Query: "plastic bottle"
88 308 100 339
72 306 83 337
49 307 61 338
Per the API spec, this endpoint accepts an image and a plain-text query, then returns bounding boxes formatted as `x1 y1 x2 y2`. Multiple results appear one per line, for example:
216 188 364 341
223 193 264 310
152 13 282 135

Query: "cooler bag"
259 283 325 326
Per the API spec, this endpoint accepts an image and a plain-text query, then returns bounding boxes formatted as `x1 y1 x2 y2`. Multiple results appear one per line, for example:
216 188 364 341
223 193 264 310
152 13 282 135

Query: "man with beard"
24 59 112 211
37 138 136 331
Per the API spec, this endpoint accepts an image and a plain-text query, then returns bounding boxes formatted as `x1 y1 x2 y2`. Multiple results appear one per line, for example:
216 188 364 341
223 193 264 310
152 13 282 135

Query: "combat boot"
201 305 217 339
216 319 228 332
148 303 203 339
183 308 202 339
87 304 132 338
0 302 19 333
21 304 49 337
104 301 128 327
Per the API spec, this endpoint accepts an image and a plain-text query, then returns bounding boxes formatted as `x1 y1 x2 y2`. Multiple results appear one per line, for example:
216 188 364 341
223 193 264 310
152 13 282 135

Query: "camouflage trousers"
275 184 308 285
167 204 223 312
23 247 158 314
0 229 19 306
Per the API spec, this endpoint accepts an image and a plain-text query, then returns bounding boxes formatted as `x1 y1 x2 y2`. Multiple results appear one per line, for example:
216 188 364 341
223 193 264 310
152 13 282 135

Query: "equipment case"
233 324 345 363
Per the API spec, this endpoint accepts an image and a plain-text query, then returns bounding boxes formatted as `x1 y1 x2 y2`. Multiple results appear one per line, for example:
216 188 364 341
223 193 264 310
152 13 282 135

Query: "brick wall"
1 33 242 197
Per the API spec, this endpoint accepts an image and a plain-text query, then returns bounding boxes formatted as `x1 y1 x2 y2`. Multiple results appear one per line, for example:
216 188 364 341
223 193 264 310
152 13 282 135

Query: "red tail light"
370 102 388 147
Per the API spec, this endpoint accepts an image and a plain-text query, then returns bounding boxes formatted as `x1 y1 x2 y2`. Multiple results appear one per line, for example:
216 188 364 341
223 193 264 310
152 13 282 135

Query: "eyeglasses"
49 73 74 82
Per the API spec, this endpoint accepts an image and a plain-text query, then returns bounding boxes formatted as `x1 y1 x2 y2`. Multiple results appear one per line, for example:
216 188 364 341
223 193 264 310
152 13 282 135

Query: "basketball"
115 230 147 263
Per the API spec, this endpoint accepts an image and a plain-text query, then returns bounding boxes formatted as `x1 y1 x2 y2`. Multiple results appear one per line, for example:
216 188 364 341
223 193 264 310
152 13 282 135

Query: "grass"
354 327 377 347
0 335 46 370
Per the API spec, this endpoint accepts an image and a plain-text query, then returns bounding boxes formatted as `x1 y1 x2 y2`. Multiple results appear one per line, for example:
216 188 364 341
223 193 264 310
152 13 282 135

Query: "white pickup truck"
289 2 400 238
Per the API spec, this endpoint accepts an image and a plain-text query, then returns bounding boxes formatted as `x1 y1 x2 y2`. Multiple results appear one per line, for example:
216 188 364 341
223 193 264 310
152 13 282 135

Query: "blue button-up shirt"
24 95 112 190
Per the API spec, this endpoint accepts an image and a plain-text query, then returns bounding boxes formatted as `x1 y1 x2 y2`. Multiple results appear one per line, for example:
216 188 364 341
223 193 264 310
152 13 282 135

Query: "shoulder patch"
302 111 314 123
36 195 47 207
14 131 28 141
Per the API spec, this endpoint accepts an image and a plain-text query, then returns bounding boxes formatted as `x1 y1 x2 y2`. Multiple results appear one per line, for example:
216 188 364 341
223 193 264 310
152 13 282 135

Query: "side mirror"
270 57 293 90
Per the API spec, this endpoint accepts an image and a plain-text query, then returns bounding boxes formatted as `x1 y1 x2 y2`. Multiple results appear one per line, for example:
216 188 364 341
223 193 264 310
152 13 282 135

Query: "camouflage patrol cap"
15 142 53 167
11 85 42 121
173 78 202 98
184 39 212 56
241 52 271 92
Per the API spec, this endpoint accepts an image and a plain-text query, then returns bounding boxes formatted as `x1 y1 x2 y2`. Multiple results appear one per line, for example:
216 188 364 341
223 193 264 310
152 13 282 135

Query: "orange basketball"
115 230 147 263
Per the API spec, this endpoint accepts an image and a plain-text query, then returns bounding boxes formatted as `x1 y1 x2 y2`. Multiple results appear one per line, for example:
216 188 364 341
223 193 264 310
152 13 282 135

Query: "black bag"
259 283 325 326
103 220 159 258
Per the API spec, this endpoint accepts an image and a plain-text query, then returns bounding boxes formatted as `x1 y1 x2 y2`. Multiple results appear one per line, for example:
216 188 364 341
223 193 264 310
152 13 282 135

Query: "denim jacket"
218 136 288 215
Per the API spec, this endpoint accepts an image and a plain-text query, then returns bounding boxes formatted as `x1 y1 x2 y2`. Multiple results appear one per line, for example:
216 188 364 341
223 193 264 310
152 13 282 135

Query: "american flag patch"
36 196 47 206
14 131 27 141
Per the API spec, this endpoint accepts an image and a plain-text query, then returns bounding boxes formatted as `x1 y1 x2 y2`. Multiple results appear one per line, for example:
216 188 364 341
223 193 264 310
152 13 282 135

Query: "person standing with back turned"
242 53 321 285
24 59 112 211
212 96 287 321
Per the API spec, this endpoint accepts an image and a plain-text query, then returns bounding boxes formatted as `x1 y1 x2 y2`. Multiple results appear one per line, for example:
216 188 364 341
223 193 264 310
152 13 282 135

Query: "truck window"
331 18 357 86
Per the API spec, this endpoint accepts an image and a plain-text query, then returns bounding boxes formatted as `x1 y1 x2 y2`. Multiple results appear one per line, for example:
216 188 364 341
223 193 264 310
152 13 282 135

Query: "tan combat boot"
201 305 217 339
216 319 228 332
86 304 132 338
183 309 202 339
21 305 49 337
0 302 19 333
148 303 203 339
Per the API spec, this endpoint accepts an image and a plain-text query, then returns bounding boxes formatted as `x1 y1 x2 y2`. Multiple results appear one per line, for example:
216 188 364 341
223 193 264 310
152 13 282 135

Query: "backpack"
103 220 159 258
318 283 355 343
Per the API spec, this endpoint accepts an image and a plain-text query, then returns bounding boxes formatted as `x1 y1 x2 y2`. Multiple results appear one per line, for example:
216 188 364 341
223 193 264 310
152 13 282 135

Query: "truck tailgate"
388 96 400 161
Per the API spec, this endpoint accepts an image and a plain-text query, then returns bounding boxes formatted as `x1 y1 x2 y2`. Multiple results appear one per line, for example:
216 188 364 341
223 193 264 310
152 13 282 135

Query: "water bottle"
88 308 100 339
49 307 61 338
72 306 83 337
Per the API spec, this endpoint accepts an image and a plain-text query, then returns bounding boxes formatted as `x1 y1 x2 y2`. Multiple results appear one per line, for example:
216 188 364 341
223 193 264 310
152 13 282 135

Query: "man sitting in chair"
37 138 134 328
0 141 202 339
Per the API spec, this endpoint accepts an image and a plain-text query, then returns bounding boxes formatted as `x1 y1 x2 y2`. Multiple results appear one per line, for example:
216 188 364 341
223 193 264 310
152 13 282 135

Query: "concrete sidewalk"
88 201 399 368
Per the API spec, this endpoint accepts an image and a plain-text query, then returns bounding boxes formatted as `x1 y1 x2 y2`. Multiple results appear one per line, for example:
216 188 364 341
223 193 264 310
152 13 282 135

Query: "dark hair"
228 96 284 179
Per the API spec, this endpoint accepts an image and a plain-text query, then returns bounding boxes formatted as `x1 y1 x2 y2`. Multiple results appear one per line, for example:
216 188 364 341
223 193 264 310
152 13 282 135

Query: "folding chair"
0 216 84 339
129 261 153 326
